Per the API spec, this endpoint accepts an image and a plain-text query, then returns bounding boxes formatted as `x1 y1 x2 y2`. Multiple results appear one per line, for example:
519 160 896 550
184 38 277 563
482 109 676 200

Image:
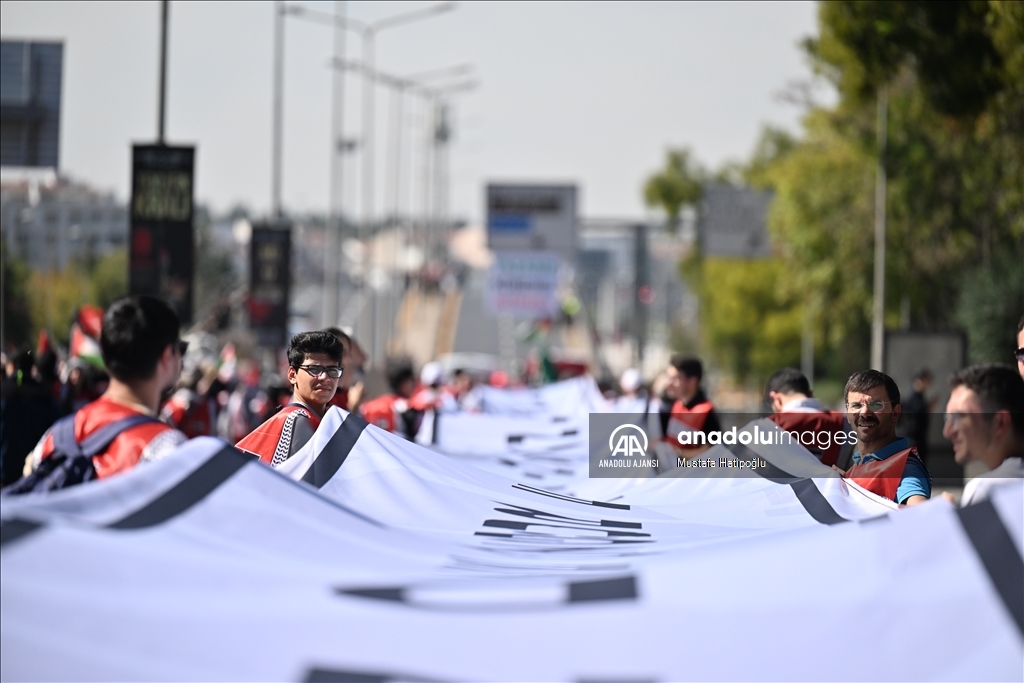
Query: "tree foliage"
643 148 703 233
666 1 1023 384
762 0 1023 376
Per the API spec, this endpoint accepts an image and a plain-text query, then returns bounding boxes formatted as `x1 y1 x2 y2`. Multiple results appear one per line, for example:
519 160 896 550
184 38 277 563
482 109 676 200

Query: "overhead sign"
486 184 577 258
699 182 772 258
129 144 195 325
485 251 561 318
249 224 291 349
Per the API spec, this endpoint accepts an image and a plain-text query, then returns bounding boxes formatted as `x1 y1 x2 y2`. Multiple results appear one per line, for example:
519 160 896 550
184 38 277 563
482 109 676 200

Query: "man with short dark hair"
20 296 187 482
764 367 850 467
943 363 1024 506
360 358 423 440
662 355 721 455
839 369 930 506
236 330 343 466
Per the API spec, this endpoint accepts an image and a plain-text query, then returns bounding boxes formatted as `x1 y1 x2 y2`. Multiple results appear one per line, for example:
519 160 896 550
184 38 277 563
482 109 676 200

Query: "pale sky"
1 1 829 222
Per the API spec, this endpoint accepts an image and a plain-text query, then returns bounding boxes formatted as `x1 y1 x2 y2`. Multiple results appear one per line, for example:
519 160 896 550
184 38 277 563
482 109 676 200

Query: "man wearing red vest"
360 358 422 440
764 367 852 468
837 370 930 506
662 356 721 455
943 364 1024 506
20 296 188 482
236 331 343 466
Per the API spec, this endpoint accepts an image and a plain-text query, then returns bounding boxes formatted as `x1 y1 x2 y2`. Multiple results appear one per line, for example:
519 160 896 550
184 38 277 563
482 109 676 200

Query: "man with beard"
943 364 1024 506
836 370 930 506
15 296 188 489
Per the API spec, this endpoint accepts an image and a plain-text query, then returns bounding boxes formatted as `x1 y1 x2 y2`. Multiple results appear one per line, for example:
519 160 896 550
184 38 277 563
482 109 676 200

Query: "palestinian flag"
69 304 105 370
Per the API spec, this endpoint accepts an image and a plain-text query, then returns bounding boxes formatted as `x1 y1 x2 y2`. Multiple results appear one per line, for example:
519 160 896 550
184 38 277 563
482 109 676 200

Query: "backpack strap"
51 413 163 460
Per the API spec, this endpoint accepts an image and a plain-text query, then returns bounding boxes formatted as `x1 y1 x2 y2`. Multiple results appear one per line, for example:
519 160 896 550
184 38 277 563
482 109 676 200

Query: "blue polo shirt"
852 437 931 504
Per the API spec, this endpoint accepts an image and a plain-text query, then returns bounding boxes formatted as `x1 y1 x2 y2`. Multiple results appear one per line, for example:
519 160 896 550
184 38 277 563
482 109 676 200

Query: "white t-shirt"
961 456 1024 507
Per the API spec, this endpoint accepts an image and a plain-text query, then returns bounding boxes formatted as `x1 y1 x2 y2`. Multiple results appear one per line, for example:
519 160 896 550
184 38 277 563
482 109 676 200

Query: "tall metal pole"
272 1 285 220
870 86 887 371
158 0 169 144
323 0 346 328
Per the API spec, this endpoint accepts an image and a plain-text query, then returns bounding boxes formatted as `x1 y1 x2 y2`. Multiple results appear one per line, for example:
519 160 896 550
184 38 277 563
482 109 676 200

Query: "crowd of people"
2 295 1022 510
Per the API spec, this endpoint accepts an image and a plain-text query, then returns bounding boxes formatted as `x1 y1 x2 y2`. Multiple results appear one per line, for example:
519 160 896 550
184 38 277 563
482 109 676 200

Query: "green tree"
643 148 703 234
1 242 34 348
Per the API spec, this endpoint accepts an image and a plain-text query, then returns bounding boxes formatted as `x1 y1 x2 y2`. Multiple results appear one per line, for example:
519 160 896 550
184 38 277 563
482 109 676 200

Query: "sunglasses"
297 364 343 379
846 400 893 412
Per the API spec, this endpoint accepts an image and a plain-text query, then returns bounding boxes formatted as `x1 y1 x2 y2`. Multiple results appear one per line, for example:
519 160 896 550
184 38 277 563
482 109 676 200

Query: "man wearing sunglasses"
836 369 931 506
943 363 1024 506
236 331 343 466
16 296 188 490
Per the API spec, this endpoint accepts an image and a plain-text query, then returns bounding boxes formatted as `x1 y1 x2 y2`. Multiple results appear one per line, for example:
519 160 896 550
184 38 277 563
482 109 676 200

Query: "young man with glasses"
943 363 1024 506
17 296 188 487
236 331 343 466
835 369 931 506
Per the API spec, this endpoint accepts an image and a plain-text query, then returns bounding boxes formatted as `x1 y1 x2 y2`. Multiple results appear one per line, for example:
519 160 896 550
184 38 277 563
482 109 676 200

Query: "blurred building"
1 40 63 168
1 175 128 270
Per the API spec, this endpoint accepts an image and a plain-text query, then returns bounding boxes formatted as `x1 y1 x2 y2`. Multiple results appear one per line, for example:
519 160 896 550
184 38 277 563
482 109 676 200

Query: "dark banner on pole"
249 224 291 349
129 144 195 325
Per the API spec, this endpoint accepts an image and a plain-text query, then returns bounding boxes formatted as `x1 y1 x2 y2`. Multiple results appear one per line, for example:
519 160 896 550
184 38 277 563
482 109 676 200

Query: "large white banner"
2 405 1022 681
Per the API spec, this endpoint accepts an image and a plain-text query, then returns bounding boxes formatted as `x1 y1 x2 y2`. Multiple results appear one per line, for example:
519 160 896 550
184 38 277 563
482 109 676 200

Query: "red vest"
328 387 349 411
668 399 714 450
360 394 402 432
768 411 847 466
236 404 320 465
845 446 920 503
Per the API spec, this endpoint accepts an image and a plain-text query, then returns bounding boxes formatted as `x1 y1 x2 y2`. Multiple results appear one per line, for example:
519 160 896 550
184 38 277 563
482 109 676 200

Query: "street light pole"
158 0 169 145
870 86 887 371
272 0 285 220
322 0 347 328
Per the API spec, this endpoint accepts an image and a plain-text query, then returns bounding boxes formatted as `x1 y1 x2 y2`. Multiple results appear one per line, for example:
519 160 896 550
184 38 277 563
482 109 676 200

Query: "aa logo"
609 424 648 458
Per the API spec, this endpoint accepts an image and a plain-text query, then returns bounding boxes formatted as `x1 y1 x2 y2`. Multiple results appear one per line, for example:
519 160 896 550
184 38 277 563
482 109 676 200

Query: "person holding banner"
764 367 852 468
943 363 1024 506
836 370 931 506
15 296 188 489
236 331 343 467
662 356 721 456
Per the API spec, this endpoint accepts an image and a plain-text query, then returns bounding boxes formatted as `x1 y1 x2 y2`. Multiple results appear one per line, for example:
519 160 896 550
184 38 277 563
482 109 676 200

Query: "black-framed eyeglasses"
846 400 893 412
1016 348 1024 363
177 340 189 356
297 364 343 379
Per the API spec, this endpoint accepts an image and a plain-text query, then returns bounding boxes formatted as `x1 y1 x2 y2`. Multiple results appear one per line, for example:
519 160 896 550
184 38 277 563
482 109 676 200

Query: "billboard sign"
486 184 577 258
485 251 561 318
129 145 195 325
249 224 291 349
699 183 772 258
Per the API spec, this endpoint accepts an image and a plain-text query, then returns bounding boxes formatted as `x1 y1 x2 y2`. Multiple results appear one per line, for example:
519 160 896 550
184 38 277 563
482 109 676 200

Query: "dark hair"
949 363 1024 438
386 358 416 393
323 327 351 351
287 330 344 367
844 369 901 406
101 296 180 382
1017 315 1024 335
670 355 703 381
913 368 932 381
764 368 811 405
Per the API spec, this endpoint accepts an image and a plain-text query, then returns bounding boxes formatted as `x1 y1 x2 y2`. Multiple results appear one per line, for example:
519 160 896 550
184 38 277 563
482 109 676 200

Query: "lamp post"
283 2 455 363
